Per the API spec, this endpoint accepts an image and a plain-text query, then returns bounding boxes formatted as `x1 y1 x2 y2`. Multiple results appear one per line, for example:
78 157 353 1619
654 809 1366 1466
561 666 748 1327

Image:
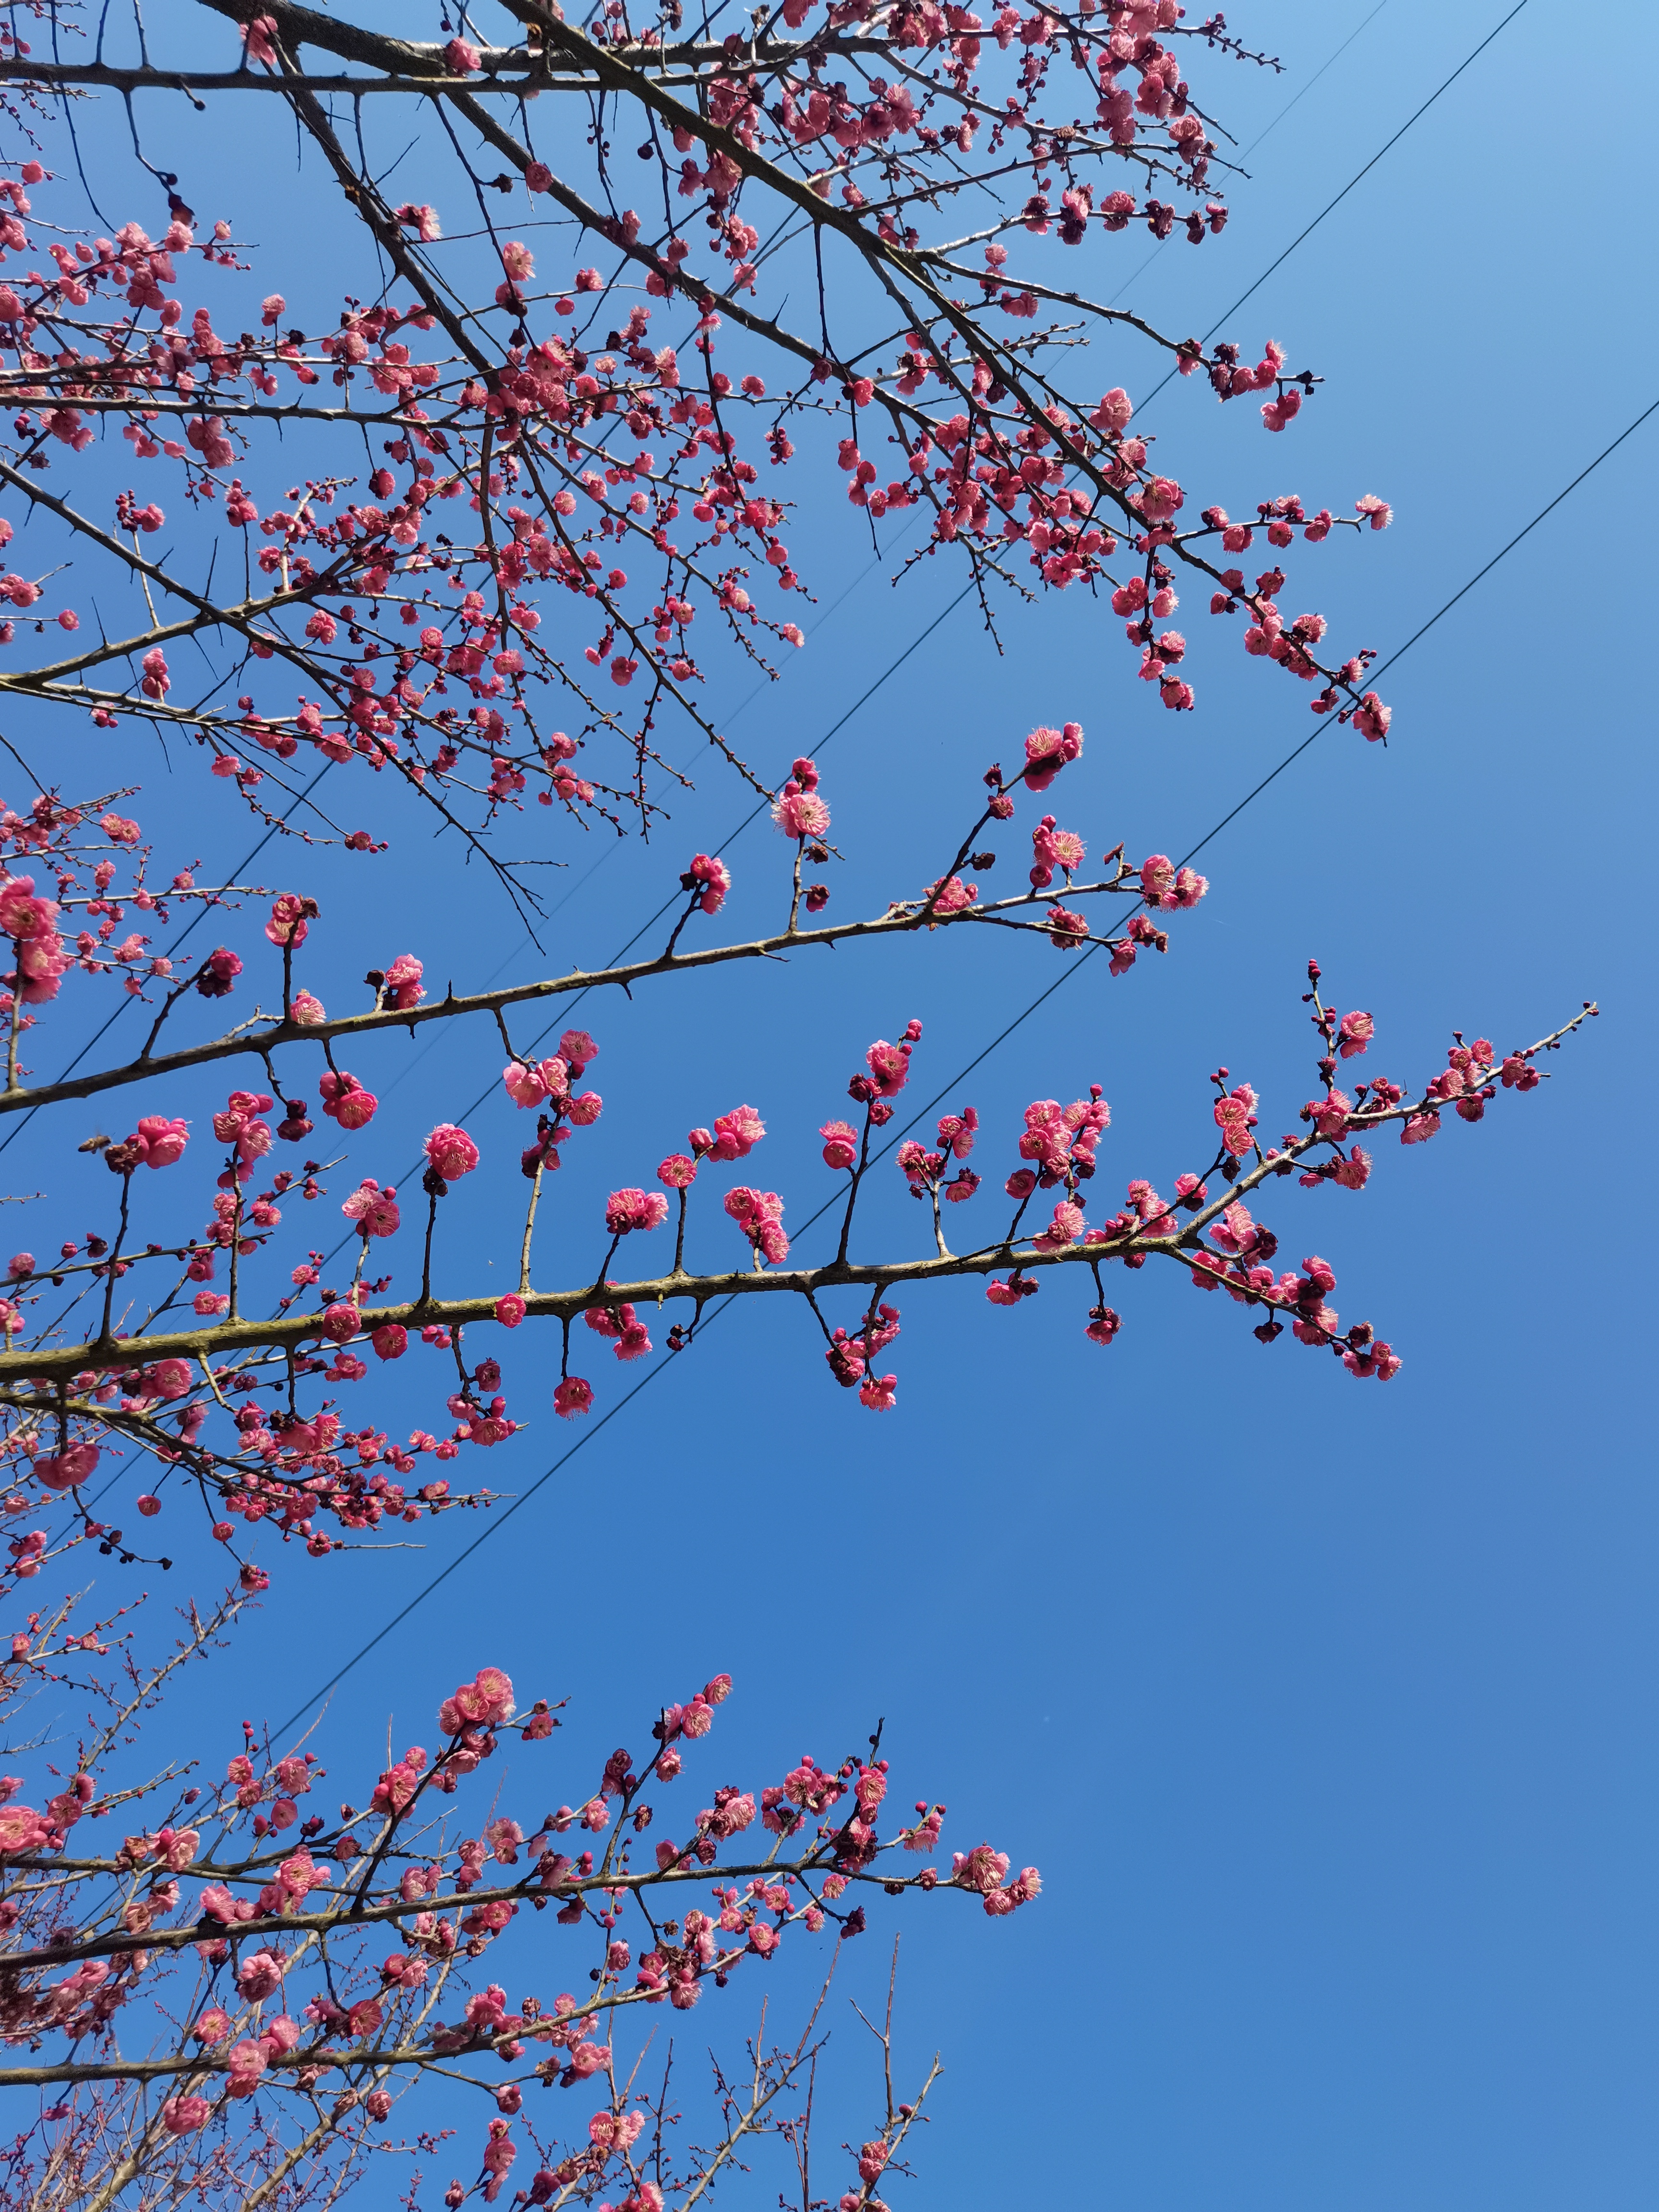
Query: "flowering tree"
0 0 1596 2204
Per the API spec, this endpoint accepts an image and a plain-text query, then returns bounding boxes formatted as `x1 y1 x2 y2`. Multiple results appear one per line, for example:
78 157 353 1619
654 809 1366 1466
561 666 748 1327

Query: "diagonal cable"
268 387 1658 1733
1104 0 1394 313
1136 0 1531 410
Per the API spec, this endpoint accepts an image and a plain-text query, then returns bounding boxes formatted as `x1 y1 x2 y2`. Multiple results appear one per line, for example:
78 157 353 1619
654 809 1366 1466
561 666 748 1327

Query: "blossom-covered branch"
0 0 1395 872
0 1608 1019 2212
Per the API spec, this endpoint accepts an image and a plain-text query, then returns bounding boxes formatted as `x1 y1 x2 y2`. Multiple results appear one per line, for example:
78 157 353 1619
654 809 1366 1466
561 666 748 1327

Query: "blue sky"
9 2 1659 2203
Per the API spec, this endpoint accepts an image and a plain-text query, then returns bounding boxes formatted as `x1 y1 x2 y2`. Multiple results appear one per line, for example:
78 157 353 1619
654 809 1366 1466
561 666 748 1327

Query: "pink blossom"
394 201 442 242
1022 721 1084 792
132 1114 189 1169
320 1070 377 1130
503 1058 568 1109
1089 386 1133 433
1029 816 1085 887
605 1188 668 1235
686 853 730 915
772 782 830 840
1213 1084 1257 1158
443 36 481 71
858 1371 897 1410
225 2038 268 2095
290 988 326 1025
820 1119 859 1170
937 1107 978 1159
0 1803 49 1854
439 1665 514 1735
0 878 70 1000
342 1179 400 1237
371 1323 408 1361
1032 1200 1085 1251
865 1039 912 1097
162 2095 211 2135
708 1104 764 1160
1209 1200 1261 1257
1139 854 1208 910
657 1153 697 1188
951 1842 1010 1894
1304 1090 1351 1141
1344 1340 1402 1381
554 1376 593 1419
0 876 51 940
237 1948 285 2000
381 953 424 1010
724 1187 788 1265
34 1442 99 1492
425 1124 480 1179
1086 1304 1121 1346
212 1090 274 1163
925 875 978 914
590 2109 647 2152
495 1294 526 1327
1261 389 1301 432
240 15 279 65
1337 1010 1373 1058
1355 494 1393 530
264 892 313 949
1352 691 1391 743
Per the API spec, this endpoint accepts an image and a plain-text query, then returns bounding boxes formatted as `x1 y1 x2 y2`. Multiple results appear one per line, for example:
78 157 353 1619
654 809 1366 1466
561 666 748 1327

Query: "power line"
62 5 1590 1716
1104 0 1393 314
478 0 1473 998
8 0 1485 1167
1165 393 1659 872
25 536 973 1569
269 387 1658 1734
10 0 1505 1164
1136 0 1531 410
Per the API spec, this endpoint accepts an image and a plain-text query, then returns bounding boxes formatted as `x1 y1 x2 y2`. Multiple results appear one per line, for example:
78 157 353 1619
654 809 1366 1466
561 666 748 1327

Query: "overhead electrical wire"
269 385 1659 1735
297 0 1543 1248
24 0 1575 1719
8 0 1518 1169
1135 0 1533 410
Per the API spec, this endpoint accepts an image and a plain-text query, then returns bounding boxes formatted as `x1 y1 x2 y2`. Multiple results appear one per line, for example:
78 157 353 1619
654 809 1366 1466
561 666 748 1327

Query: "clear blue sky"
11 3 1659 2203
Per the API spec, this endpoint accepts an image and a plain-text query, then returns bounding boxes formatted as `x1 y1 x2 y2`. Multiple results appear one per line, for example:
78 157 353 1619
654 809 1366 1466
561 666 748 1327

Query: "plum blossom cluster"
0 721 1248 1556
0 815 1592 1552
0 14 1586 2202
0 789 268 1076
0 1596 1032 2212
0 726 1053 1081
0 0 1394 879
